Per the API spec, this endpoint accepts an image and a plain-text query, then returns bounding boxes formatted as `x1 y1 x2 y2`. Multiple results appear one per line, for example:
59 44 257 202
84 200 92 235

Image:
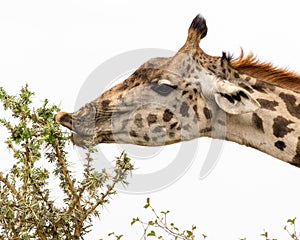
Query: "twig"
52 140 84 232
0 172 22 200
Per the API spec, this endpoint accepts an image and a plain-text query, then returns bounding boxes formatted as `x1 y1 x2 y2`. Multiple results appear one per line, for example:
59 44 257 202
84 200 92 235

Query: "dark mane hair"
231 49 300 92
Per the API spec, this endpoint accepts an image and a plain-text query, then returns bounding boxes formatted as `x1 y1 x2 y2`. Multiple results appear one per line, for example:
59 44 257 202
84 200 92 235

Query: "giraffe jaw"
70 132 116 147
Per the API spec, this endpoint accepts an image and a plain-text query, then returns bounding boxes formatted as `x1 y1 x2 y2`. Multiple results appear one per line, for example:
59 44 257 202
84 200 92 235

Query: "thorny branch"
130 198 199 240
0 173 21 200
0 85 134 239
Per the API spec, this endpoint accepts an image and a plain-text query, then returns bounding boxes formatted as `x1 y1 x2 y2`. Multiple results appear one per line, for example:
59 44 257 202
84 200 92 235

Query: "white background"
1 1 300 239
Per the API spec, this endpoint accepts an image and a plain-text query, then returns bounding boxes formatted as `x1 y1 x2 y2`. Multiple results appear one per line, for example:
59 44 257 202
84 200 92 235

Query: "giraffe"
56 14 300 168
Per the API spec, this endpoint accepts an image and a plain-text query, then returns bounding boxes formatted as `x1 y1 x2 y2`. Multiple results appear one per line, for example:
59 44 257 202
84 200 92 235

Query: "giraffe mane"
231 49 300 92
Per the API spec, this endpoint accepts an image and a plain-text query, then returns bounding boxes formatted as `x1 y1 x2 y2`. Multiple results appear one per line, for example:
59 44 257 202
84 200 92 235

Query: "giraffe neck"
219 77 300 167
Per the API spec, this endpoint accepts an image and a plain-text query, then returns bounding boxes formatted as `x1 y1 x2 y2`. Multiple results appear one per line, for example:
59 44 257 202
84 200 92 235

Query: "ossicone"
185 14 208 48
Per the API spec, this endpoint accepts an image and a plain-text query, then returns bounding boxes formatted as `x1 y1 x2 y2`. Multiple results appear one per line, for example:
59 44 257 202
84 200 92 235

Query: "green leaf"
131 217 139 225
260 231 268 238
287 218 296 225
160 210 170 215
186 230 193 237
144 203 150 209
148 220 154 226
144 198 150 208
147 230 156 237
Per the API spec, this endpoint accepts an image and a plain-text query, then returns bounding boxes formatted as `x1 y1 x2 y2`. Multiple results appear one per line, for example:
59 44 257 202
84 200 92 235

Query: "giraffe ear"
214 81 260 114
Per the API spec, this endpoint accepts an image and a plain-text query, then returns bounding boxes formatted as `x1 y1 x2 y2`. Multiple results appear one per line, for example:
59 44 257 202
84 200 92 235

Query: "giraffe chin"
71 132 117 148
71 133 101 148
70 134 91 148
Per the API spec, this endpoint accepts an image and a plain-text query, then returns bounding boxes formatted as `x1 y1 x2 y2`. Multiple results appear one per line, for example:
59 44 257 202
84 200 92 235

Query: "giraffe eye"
151 82 177 96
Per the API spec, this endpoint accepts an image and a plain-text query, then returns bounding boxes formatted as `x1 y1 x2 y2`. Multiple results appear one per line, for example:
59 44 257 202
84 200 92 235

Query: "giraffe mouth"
55 111 95 137
56 110 136 147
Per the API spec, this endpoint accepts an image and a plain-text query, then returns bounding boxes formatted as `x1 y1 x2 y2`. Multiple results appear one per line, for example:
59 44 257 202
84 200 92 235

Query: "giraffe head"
56 14 260 147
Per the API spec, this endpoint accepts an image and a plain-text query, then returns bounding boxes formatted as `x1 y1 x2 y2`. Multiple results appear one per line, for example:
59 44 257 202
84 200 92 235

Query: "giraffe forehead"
109 50 227 101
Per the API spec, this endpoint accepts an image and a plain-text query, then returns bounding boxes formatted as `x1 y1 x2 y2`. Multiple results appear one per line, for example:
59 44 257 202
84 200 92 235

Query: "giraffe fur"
56 14 300 167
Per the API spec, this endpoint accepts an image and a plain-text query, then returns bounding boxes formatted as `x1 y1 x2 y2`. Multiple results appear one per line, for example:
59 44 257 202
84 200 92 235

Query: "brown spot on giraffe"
203 107 212 120
182 90 188 95
129 130 138 137
147 114 157 126
117 83 128 91
279 92 300 119
252 113 264 133
134 113 144 128
200 127 214 134
274 141 286 151
252 81 268 93
234 72 240 78
143 134 150 142
272 116 294 138
101 99 111 108
169 132 175 138
163 109 173 122
170 122 178 129
256 98 279 111
292 137 300 167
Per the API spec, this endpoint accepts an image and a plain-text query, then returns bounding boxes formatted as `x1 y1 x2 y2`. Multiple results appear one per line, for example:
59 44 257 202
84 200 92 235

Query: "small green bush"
0 85 133 239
